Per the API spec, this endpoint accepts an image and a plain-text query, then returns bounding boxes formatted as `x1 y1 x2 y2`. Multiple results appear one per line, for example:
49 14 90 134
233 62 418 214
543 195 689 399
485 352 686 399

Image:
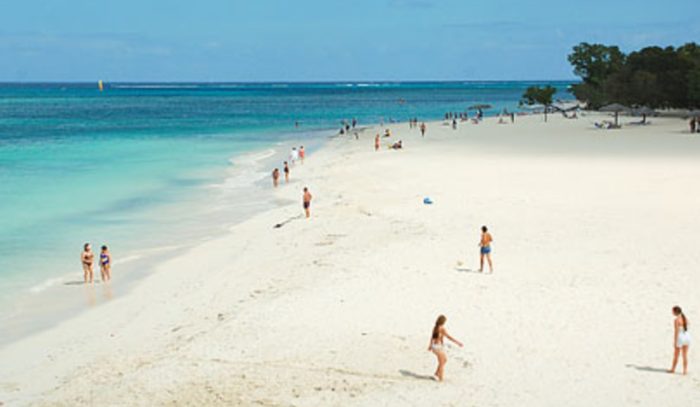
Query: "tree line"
567 42 700 109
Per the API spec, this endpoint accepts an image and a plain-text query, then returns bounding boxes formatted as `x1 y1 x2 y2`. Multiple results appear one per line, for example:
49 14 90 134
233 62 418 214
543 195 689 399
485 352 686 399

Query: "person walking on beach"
420 122 426 137
479 226 493 273
99 245 112 282
272 168 280 187
81 243 94 284
290 147 298 165
669 305 691 375
299 146 305 165
375 134 380 151
303 187 313 218
428 315 463 382
284 162 290 183
691 118 697 134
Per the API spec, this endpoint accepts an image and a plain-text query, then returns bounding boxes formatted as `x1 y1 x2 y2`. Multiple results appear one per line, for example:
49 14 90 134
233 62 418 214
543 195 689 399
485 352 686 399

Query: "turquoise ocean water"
0 81 573 341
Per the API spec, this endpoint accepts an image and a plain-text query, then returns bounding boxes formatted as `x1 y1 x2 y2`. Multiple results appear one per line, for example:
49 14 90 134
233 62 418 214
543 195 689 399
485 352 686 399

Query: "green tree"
521 85 557 122
568 43 625 108
568 42 700 109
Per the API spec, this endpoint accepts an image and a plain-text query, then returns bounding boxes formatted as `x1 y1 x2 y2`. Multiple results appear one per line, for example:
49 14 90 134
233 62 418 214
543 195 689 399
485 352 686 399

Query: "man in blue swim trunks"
479 225 493 273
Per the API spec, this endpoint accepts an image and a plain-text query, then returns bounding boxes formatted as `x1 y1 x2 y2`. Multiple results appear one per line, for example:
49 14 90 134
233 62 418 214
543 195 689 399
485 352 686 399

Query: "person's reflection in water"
102 281 113 301
84 283 96 307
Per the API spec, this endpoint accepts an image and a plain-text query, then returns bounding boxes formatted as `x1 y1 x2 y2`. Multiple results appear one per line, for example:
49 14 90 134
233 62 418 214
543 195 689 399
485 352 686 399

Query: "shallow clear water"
0 81 573 339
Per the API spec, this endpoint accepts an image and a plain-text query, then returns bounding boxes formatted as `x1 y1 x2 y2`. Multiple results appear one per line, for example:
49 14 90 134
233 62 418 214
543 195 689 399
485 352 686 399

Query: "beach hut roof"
600 103 630 112
631 106 656 115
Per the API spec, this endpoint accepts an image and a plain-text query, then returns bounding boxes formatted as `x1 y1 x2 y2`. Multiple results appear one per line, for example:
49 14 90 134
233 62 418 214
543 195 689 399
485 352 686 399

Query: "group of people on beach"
689 117 700 133
435 226 691 381
80 243 112 284
338 118 357 135
271 145 313 218
272 146 306 187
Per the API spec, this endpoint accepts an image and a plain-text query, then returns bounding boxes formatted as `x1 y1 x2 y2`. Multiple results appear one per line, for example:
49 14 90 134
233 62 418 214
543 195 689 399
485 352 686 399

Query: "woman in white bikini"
428 315 463 381
669 305 691 375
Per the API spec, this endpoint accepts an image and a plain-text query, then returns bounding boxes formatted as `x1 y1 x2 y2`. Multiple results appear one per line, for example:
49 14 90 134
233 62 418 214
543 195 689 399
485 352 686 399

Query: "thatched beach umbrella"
600 103 630 127
632 106 656 124
468 104 492 110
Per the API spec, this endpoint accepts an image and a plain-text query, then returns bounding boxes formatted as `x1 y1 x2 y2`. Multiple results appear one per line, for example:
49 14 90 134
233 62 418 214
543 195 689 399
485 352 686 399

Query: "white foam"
29 276 68 294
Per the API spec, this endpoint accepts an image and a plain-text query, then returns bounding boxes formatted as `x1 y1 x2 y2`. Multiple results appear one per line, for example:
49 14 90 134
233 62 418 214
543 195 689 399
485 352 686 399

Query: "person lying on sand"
391 140 403 150
429 315 463 381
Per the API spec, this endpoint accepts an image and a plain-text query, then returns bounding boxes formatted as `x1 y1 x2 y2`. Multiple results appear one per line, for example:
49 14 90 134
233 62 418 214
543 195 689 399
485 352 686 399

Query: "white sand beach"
1 113 699 406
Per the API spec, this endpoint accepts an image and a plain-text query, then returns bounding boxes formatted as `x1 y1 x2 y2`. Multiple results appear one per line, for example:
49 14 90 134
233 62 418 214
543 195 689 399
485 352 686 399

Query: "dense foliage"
567 42 700 109
520 85 557 121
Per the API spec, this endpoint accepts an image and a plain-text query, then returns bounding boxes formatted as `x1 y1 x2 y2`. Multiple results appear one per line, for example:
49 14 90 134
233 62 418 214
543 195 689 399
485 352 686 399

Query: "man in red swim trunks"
303 187 313 218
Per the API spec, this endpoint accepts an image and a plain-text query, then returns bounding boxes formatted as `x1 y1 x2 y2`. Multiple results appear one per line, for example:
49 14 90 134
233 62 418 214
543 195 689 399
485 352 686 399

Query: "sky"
0 0 698 82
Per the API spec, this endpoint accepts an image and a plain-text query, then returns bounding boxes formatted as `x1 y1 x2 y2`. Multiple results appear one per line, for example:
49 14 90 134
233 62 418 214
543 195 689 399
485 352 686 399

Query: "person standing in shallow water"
374 134 380 151
428 315 463 382
302 187 313 218
99 245 112 282
299 146 305 165
272 168 280 187
81 243 94 284
283 162 290 183
669 306 691 375
479 226 493 273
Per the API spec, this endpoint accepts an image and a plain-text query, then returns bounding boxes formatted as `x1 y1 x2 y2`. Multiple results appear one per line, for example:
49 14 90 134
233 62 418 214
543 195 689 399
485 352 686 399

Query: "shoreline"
2 113 699 405
0 129 330 348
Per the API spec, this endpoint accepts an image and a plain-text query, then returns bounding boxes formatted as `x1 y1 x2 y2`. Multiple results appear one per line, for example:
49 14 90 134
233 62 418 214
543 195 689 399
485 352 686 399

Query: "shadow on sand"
64 280 86 286
626 364 669 374
455 267 484 274
398 370 435 381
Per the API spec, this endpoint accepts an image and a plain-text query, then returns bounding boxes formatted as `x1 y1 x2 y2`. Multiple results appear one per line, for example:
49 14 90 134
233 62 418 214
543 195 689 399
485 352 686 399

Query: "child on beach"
669 306 691 375
303 187 313 218
81 243 94 284
428 315 463 381
479 226 493 273
99 245 112 282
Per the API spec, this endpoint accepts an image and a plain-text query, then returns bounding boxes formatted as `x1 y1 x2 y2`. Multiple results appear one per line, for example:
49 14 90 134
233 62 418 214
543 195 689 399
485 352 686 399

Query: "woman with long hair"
669 306 691 375
428 315 463 381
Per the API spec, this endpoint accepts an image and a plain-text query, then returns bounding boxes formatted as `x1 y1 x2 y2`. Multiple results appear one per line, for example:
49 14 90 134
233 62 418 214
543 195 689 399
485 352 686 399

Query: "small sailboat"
98 80 104 92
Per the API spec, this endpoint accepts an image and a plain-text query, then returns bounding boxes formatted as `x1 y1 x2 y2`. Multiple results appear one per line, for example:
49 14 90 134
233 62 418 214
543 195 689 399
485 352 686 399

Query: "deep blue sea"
0 81 573 340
